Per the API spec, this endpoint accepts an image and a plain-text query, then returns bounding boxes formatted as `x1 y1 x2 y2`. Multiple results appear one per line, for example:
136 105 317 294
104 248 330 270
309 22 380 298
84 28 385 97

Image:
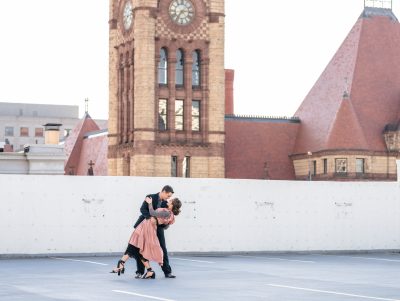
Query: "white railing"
364 0 392 9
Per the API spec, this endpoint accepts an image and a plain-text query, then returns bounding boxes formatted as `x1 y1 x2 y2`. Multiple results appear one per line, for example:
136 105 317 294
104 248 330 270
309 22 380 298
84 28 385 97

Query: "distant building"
106 1 399 181
226 6 400 181
108 0 225 178
0 102 107 152
0 124 65 175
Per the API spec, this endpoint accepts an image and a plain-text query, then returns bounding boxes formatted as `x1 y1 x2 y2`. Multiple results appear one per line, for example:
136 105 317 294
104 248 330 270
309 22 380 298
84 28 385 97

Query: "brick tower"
108 0 225 177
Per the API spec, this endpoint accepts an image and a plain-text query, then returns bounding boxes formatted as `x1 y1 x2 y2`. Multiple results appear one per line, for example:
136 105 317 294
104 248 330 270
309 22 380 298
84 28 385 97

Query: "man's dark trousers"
135 225 172 275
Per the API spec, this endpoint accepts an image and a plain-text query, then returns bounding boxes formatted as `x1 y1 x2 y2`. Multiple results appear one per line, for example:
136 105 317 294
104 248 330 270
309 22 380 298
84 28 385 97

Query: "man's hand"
145 196 152 204
150 217 157 226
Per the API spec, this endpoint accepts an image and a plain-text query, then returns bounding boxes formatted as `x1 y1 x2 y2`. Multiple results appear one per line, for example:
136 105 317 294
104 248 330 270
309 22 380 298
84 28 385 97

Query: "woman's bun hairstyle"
171 198 182 216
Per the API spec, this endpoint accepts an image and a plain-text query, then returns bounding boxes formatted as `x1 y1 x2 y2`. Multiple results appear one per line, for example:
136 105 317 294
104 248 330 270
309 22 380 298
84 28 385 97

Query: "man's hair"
162 185 174 194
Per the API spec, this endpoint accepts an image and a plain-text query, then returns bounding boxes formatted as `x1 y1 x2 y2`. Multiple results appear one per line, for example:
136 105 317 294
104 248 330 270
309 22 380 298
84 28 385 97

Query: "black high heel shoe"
110 259 125 276
142 268 156 279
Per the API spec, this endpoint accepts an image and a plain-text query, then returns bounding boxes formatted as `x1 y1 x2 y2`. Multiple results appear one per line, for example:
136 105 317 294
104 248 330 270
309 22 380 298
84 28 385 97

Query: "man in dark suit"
133 185 176 278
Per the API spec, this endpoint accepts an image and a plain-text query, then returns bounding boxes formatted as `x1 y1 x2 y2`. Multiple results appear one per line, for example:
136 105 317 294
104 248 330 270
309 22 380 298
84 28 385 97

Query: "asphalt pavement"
1 252 400 301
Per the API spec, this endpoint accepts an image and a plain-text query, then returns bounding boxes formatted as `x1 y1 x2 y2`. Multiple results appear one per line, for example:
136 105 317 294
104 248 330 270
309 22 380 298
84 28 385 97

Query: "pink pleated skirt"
129 219 164 265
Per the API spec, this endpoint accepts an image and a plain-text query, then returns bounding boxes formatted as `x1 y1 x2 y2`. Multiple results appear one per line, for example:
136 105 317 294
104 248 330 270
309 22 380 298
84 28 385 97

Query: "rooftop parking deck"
1 252 400 301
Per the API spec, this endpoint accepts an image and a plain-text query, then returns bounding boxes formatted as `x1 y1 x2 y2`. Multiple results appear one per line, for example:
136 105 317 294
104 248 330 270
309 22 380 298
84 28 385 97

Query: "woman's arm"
147 203 171 218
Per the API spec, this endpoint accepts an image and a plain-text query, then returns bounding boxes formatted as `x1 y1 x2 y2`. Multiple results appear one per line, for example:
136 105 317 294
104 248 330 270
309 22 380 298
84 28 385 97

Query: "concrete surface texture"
1 253 400 300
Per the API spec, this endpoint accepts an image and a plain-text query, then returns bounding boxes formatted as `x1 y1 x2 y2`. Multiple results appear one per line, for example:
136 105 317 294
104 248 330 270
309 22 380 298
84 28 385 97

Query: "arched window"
158 48 168 84
192 50 200 86
176 49 184 86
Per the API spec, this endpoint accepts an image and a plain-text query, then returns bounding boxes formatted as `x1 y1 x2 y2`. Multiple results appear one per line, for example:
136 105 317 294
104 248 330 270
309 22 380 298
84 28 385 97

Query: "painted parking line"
113 290 177 301
349 256 400 263
170 257 215 264
267 284 400 301
233 255 315 263
50 257 108 266
312 254 400 263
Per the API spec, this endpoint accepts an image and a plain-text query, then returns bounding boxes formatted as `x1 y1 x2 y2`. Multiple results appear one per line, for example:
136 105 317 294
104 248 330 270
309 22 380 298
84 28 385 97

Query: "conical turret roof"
293 7 400 154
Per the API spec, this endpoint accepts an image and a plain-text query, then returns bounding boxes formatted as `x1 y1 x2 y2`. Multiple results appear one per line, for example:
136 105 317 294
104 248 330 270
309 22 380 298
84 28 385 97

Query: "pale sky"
0 0 395 120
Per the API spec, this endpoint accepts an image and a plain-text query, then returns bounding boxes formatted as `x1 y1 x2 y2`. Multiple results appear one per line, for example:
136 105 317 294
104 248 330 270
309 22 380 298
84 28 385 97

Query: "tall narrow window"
183 156 190 178
119 54 124 139
171 156 177 177
158 48 168 84
192 100 200 131
356 158 365 174
323 158 327 174
335 158 347 173
175 100 184 130
158 99 167 130
123 156 130 176
176 49 184 86
192 50 200 86
312 160 317 176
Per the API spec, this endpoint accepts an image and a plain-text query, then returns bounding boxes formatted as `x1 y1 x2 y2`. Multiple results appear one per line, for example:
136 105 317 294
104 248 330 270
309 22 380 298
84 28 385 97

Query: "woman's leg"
141 258 155 279
111 244 135 275
111 254 129 275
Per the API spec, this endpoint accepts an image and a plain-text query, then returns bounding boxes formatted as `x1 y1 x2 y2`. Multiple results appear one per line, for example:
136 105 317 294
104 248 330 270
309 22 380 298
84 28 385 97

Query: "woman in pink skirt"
111 197 182 279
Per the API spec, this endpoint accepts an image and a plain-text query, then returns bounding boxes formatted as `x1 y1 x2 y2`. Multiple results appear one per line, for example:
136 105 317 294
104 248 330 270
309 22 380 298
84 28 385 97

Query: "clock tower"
108 0 225 177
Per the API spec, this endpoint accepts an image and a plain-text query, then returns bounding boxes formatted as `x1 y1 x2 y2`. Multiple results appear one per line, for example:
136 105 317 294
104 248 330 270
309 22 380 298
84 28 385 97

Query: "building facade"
226 4 400 181
106 1 400 181
289 6 400 181
0 102 107 152
108 0 225 177
0 103 79 152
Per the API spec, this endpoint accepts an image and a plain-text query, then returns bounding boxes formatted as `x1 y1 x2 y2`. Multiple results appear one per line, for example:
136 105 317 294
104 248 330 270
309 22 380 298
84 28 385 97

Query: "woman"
111 197 182 279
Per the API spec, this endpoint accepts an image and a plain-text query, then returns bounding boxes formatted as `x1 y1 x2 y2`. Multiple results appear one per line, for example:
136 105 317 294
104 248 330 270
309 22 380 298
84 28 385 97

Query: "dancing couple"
111 185 182 279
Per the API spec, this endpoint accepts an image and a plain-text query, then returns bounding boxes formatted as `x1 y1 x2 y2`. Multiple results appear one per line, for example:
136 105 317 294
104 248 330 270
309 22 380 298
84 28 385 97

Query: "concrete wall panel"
0 175 399 255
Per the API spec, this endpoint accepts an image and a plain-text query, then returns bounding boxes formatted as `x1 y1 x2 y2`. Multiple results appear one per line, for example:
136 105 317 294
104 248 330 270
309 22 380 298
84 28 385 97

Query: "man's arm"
133 195 152 228
140 200 151 218
140 195 156 218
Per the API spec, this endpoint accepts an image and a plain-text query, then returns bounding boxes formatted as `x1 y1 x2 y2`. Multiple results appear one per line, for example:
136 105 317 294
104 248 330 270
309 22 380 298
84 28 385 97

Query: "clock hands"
170 0 193 25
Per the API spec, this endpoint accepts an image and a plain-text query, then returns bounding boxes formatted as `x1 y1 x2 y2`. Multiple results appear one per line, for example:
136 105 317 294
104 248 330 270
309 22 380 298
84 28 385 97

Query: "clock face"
123 1 133 30
169 0 195 26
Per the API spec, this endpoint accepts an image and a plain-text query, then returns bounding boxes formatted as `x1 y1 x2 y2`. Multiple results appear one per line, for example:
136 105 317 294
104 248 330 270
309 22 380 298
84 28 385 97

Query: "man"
133 185 176 278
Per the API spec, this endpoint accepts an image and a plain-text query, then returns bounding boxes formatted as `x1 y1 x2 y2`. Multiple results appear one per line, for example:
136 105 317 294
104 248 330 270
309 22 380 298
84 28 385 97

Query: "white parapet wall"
0 145 65 175
0 175 399 255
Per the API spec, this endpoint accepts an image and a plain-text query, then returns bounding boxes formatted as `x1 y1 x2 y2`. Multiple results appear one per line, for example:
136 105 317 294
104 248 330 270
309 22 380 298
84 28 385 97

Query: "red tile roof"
325 96 368 150
76 132 108 176
64 113 100 175
294 9 400 154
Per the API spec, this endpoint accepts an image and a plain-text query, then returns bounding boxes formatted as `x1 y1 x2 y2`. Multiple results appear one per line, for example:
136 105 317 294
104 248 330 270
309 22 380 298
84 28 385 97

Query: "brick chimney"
44 123 62 145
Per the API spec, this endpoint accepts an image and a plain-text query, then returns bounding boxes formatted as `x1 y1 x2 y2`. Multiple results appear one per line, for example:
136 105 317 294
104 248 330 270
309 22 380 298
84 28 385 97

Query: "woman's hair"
171 198 182 216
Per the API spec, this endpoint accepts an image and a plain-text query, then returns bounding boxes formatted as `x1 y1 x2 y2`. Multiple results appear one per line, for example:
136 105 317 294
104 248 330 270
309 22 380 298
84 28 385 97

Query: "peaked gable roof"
325 97 368 149
64 113 100 174
294 7 400 154
76 132 108 176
